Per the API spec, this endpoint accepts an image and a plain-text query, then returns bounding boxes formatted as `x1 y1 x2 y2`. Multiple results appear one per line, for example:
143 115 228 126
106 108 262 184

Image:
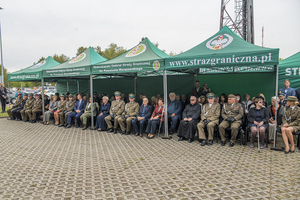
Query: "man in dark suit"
181 94 189 112
167 92 182 134
66 93 86 128
131 97 152 137
279 79 296 99
191 80 204 98
0 83 7 113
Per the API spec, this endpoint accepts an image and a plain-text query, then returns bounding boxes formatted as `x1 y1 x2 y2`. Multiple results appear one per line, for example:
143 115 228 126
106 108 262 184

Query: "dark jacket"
0 87 7 98
167 99 182 117
247 106 269 129
191 87 204 98
182 103 201 121
99 102 111 115
295 88 300 105
181 99 189 112
74 99 86 113
267 105 284 125
137 104 152 119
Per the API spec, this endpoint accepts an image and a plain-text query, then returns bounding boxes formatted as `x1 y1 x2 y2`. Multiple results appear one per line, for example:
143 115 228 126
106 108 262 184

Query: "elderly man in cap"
177 96 201 143
197 93 220 146
7 93 23 120
105 91 125 134
13 93 28 121
167 92 182 134
66 93 86 128
219 94 243 147
20 93 35 122
26 93 43 123
59 94 76 127
118 94 139 135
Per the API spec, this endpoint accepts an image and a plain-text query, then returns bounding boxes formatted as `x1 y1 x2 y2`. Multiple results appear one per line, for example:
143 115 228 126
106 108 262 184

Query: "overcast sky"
1 0 299 73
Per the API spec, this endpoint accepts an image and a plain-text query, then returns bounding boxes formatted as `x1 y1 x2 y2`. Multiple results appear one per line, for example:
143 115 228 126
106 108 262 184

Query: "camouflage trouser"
118 117 135 132
105 115 121 129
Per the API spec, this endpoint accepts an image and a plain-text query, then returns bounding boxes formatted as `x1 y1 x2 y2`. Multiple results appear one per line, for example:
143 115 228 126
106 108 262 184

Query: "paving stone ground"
0 118 299 200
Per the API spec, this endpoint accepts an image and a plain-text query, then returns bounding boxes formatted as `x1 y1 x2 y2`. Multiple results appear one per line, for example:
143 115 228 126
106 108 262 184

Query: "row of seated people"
6 91 299 153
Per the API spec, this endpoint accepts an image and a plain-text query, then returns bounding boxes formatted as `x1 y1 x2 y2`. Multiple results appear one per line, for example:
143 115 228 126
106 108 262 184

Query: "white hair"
103 96 109 100
143 97 148 101
169 92 175 97
271 96 280 102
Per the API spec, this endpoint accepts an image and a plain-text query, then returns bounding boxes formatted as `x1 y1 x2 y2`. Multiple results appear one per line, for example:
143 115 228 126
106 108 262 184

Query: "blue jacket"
137 104 152 119
167 99 182 117
74 99 86 113
99 102 111 115
280 87 296 99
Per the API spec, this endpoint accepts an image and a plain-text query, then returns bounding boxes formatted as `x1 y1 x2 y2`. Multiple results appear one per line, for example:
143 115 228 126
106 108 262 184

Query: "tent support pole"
162 70 171 139
134 75 137 97
42 78 45 122
67 81 69 92
194 73 197 83
90 75 94 129
271 65 282 151
77 81 79 94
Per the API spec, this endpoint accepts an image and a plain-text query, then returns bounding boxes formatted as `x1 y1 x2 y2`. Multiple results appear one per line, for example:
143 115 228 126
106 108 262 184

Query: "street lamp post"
0 7 4 86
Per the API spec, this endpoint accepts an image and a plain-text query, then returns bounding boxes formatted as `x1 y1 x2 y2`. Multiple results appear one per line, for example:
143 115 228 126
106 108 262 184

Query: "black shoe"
65 125 71 128
76 125 80 128
285 149 290 154
121 131 126 135
290 149 295 153
229 142 235 147
31 120 36 123
82 125 87 130
208 140 213 146
201 140 207 146
188 138 193 143
23 120 28 122
221 141 226 146
16 119 20 121
7 118 11 120
113 129 117 134
125 132 131 135
58 125 63 127
169 129 174 135
135 132 140 136
107 128 114 133
178 137 184 141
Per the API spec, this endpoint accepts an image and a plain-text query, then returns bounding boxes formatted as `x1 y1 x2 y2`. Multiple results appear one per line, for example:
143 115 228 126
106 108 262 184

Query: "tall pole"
42 78 45 122
90 75 94 128
274 65 279 148
0 18 4 85
163 70 168 137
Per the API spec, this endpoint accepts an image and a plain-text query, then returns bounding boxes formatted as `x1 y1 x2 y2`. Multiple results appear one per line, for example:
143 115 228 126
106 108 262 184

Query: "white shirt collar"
209 103 213 107
291 106 296 110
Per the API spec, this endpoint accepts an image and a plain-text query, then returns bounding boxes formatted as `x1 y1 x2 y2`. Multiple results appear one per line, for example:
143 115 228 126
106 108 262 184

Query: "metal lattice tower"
219 0 254 44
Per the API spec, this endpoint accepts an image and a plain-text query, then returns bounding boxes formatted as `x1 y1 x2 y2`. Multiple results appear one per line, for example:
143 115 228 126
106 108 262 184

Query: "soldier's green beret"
286 96 298 101
114 91 121 96
129 94 135 98
206 93 215 98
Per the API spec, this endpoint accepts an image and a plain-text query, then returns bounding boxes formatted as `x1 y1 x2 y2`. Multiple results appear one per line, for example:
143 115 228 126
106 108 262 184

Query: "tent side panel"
93 78 134 97
197 73 275 103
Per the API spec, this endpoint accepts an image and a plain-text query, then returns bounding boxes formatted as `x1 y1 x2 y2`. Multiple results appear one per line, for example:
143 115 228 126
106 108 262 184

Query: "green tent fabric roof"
279 51 300 89
43 47 107 78
165 26 279 71
92 37 170 75
8 56 60 82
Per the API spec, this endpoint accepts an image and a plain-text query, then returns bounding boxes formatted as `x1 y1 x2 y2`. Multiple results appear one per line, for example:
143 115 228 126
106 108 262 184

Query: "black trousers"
12 108 23 119
0 97 6 112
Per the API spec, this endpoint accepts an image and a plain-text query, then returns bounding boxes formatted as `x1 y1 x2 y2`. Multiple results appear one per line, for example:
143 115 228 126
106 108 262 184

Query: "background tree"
76 47 88 56
52 54 70 63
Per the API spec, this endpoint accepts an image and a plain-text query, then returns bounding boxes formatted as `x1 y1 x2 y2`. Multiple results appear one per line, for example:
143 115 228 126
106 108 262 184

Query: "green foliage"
52 54 69 63
76 47 88 56
100 43 127 60
0 65 8 86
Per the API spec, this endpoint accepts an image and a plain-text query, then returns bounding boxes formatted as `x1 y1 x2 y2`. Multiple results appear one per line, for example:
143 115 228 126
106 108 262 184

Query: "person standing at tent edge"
0 83 7 113
192 80 204 98
280 79 295 99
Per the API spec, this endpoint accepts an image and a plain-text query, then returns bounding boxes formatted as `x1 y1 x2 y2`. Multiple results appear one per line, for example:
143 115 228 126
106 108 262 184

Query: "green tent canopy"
92 37 170 76
278 51 300 90
43 47 107 79
8 56 60 82
165 26 279 72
